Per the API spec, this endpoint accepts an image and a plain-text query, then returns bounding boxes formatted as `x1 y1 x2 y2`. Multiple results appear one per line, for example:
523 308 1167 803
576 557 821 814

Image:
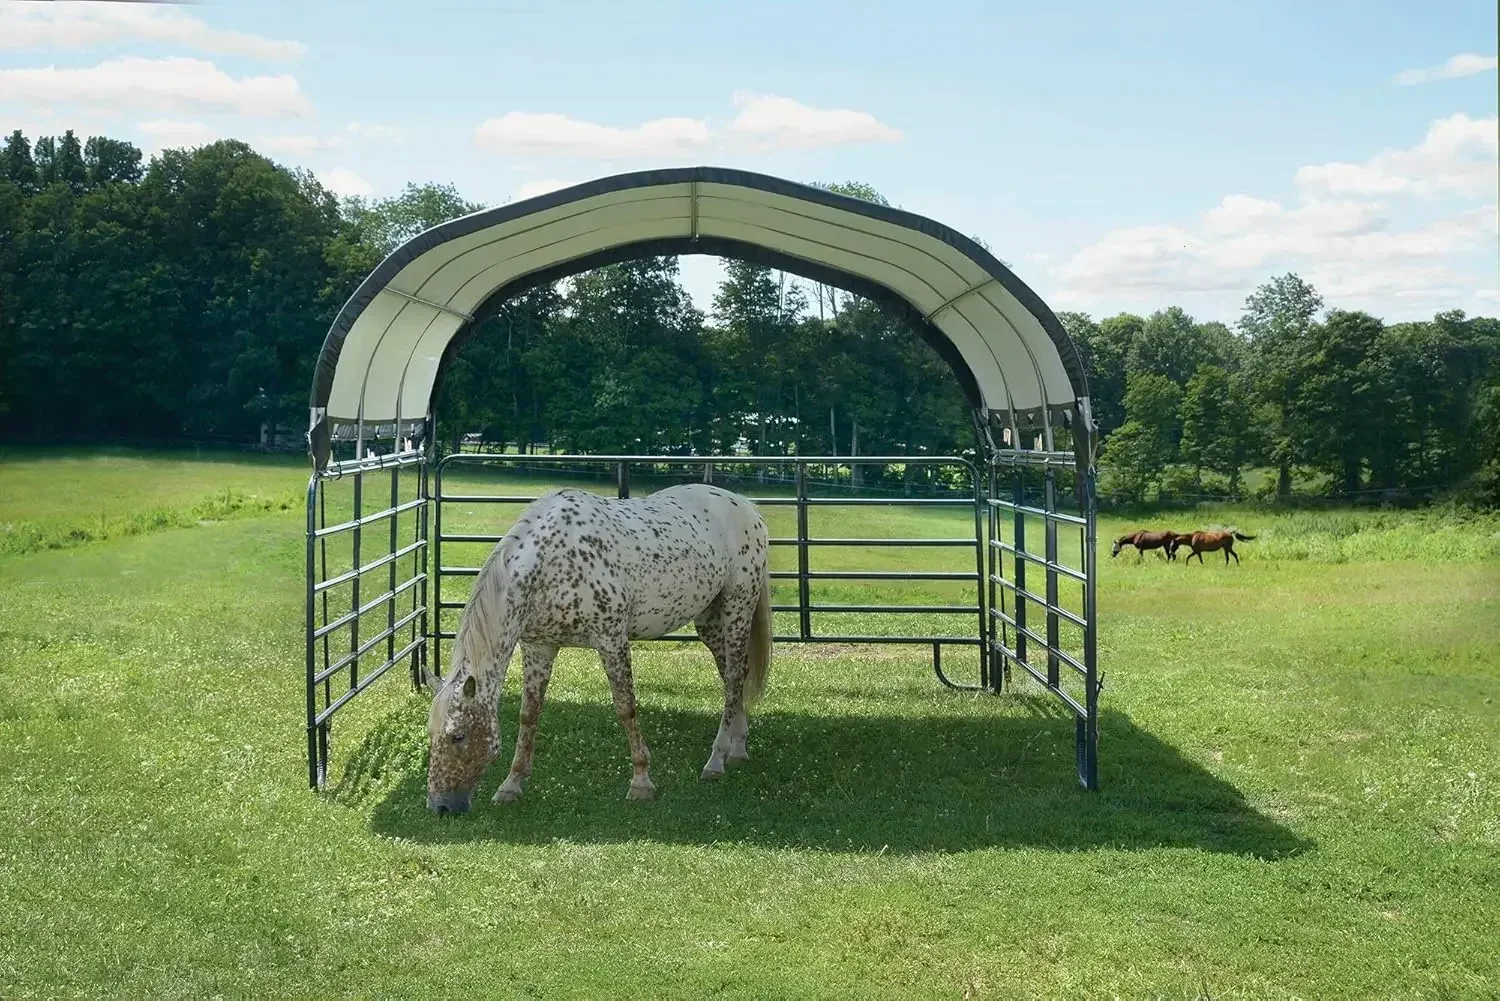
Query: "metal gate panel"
304 446 429 788
303 447 1102 791
985 449 1100 789
431 454 988 691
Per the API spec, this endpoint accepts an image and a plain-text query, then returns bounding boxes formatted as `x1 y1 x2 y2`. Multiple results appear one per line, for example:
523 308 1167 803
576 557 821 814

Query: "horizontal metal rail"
313 636 424 726
988 537 1088 582
435 630 984 646
772 537 976 547
434 493 550 505
989 608 1088 678
987 497 1088 527
314 606 425 685
435 494 972 508
321 448 426 479
313 572 426 639
773 603 979 614
990 448 1076 469
313 495 427 539
769 570 974 581
439 452 977 469
434 599 977 615
312 539 426 594
990 575 1088 629
1001 645 1088 718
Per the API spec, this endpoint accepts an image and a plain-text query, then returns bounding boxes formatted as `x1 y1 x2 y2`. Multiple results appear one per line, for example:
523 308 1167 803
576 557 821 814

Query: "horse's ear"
462 675 477 699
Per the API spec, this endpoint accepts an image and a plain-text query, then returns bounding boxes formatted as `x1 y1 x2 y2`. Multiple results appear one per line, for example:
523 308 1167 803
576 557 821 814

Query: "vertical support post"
432 457 444 677
1080 465 1100 790
387 463 399 669
617 460 631 499
415 450 430 688
1012 470 1028 670
349 466 363 692
795 461 812 641
304 474 320 789
989 463 1006 691
1044 467 1060 688
970 461 989 690
317 487 330 781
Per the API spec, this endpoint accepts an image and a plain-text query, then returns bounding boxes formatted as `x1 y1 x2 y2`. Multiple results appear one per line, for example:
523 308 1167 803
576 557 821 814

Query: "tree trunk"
758 417 767 484
1342 459 1362 496
1276 462 1292 499
829 407 837 456
793 384 801 456
851 418 862 487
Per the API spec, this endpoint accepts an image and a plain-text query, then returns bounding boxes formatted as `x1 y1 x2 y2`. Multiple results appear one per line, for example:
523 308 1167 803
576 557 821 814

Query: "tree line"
1 129 1496 506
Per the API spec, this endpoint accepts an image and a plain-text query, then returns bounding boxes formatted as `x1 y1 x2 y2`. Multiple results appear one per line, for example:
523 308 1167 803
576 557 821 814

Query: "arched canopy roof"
309 166 1088 467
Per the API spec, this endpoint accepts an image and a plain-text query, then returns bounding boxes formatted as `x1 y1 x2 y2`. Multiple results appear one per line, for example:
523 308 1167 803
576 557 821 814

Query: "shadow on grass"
341 696 1310 859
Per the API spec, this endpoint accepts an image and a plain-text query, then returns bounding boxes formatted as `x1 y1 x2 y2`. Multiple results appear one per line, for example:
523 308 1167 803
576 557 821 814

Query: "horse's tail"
1233 531 1256 542
743 565 773 706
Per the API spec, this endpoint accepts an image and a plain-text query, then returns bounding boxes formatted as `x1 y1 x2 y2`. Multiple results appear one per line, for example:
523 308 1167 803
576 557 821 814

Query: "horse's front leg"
598 640 655 800
494 641 557 803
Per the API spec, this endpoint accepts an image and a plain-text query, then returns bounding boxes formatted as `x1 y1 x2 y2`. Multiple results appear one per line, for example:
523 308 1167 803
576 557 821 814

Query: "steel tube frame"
306 445 1100 792
304 442 430 788
983 454 1100 790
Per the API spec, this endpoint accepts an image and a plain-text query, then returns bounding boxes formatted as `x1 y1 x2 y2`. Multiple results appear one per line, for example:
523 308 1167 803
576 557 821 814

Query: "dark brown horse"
1170 530 1256 565
1111 530 1180 560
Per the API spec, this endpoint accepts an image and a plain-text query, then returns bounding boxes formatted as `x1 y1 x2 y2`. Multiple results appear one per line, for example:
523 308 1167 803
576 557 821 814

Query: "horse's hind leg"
598 640 655 801
1228 544 1239 565
494 641 557 803
694 589 753 780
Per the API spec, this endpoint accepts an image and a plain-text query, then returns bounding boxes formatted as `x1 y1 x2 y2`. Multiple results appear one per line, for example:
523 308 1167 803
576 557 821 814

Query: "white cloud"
1296 113 1499 199
0 2 304 61
727 92 901 148
318 168 374 197
1053 115 1500 314
1394 53 1498 86
0 56 312 118
1476 289 1500 304
138 119 220 151
259 134 347 156
345 123 406 146
513 178 573 201
474 93 900 159
476 111 711 159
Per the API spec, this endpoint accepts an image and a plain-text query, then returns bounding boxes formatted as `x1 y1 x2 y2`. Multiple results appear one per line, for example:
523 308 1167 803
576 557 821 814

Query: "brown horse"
1111 530 1180 560
1170 530 1256 565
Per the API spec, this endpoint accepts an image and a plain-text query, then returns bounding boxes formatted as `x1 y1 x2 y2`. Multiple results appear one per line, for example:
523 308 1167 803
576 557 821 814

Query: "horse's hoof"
726 751 750 767
493 783 522 803
700 761 726 780
627 780 657 800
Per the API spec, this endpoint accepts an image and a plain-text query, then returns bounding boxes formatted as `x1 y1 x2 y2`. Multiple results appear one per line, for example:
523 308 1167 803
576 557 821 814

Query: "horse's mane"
450 534 521 684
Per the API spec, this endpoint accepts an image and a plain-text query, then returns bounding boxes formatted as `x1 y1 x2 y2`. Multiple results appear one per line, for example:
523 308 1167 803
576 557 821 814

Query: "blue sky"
2 0 1496 322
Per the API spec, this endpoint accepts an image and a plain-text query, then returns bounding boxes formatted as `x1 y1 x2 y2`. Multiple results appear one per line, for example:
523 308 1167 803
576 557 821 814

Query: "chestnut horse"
1170 530 1257 565
1111 529 1180 560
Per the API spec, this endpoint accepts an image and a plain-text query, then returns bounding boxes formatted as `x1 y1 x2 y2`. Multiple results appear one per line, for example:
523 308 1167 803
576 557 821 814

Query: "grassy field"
1 448 1498 999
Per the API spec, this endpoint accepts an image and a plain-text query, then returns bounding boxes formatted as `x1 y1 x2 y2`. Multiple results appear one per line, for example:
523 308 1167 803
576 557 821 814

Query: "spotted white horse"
426 483 773 814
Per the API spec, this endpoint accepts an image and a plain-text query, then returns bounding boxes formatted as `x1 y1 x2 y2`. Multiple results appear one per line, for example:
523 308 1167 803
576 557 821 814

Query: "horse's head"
426 670 500 815
1110 536 1126 558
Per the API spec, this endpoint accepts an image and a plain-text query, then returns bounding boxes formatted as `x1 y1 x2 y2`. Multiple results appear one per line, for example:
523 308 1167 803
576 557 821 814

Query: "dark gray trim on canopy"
308 166 1090 469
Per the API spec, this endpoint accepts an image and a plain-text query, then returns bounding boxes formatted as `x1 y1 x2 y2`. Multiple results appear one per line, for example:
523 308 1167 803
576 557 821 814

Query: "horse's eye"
450 732 466 744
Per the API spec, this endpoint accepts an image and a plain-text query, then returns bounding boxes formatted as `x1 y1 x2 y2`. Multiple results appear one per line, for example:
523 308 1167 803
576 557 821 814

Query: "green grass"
0 446 310 554
1 450 1497 999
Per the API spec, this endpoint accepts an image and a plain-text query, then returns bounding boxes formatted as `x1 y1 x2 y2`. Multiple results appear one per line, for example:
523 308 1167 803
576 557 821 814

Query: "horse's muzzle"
427 792 472 816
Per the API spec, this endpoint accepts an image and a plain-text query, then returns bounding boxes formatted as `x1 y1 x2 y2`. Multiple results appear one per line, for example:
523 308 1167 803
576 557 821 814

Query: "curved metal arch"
308 166 1090 469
